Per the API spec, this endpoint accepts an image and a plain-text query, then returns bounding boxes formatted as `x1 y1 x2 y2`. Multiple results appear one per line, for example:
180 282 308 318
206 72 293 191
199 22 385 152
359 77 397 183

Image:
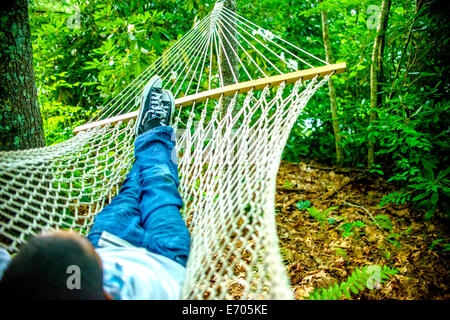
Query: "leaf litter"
275 160 450 300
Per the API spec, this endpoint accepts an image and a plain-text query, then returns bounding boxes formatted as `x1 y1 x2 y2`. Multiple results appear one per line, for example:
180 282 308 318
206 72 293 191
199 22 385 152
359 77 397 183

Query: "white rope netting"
0 1 331 299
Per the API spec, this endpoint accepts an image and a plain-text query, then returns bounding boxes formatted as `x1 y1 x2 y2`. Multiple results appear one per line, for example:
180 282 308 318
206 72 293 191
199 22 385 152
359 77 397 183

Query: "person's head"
0 230 111 300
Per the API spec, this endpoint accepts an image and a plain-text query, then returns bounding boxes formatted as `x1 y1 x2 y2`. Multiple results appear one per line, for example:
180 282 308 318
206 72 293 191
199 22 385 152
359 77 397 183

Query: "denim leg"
134 126 191 267
87 164 145 248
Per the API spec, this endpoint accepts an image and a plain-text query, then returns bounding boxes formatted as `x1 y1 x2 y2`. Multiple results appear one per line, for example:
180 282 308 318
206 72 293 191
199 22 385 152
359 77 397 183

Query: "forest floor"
275 160 450 300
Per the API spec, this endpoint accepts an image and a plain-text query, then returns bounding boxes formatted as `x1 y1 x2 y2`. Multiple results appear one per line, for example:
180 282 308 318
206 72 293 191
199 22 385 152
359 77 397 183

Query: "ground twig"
342 200 383 231
315 173 368 201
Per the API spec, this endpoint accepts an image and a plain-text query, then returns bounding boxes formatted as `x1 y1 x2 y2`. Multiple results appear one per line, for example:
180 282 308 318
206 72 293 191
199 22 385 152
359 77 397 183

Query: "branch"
342 200 383 231
314 172 368 201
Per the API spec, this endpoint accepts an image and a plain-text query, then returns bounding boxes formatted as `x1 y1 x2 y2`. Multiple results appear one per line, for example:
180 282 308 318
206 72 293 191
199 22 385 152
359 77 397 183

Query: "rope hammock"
0 1 346 299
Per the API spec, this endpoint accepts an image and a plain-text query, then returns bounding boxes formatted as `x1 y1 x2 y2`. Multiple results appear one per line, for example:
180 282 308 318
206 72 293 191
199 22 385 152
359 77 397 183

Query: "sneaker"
161 89 175 126
135 75 163 136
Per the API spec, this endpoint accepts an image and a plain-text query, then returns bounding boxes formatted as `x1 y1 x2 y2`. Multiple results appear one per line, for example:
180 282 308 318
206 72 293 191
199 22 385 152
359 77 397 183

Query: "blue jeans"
87 126 190 267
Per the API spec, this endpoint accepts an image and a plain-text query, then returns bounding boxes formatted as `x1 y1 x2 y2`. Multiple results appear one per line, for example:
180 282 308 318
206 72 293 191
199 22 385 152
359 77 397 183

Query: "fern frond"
306 265 398 300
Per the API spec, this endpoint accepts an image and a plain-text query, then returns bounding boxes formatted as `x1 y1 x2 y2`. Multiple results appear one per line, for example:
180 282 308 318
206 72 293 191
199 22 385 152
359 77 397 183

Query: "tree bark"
368 0 391 169
320 3 344 167
0 0 45 151
219 0 239 120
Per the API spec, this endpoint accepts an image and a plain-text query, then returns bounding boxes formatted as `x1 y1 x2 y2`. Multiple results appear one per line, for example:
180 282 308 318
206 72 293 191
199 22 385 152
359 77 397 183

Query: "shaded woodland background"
0 0 449 299
2 0 448 220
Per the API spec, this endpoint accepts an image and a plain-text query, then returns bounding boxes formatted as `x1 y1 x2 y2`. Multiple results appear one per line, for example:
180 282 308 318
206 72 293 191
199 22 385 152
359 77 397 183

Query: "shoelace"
142 91 164 123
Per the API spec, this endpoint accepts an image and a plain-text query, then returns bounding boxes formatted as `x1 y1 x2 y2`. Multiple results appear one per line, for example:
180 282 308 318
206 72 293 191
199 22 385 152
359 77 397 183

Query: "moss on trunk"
0 0 45 151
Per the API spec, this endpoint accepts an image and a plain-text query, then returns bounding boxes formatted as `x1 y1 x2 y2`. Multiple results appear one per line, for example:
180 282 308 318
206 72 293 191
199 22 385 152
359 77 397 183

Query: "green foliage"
334 247 348 259
279 247 292 265
307 265 398 300
409 162 450 219
430 238 450 253
387 233 402 248
306 206 338 226
374 214 392 231
286 1 450 220
370 164 384 176
379 191 411 208
371 3 450 218
296 201 339 226
339 220 366 238
40 101 94 144
283 180 295 188
376 97 450 218
296 200 311 210
29 0 214 144
28 0 449 219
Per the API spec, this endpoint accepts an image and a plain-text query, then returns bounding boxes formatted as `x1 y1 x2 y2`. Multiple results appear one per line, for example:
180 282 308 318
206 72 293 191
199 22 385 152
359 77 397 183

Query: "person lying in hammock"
0 76 191 300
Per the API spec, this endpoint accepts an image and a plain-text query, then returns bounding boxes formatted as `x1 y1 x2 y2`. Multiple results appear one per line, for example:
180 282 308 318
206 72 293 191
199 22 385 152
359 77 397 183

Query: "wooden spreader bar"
73 62 346 133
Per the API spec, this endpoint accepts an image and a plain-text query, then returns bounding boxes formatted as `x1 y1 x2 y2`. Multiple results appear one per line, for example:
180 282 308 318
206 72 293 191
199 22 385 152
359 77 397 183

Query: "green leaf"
431 191 439 206
425 209 435 220
412 191 430 202
296 200 311 210
14 136 21 147
353 221 366 227
422 159 434 180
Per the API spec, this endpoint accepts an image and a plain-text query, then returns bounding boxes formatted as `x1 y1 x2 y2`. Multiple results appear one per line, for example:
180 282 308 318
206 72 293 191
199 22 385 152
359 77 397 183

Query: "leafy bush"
29 0 214 144
409 162 450 219
376 97 450 218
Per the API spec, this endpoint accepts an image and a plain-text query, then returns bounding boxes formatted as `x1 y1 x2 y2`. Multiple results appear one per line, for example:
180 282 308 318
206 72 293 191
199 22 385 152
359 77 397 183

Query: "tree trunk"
0 0 45 151
320 3 344 167
219 0 239 119
376 0 391 107
368 0 391 169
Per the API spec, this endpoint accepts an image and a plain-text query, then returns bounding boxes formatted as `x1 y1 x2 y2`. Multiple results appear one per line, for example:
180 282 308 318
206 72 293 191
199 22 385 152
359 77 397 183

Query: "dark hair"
0 235 105 300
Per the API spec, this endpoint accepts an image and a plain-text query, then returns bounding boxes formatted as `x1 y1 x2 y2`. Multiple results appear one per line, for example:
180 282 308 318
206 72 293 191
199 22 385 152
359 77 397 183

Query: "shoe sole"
135 75 162 136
